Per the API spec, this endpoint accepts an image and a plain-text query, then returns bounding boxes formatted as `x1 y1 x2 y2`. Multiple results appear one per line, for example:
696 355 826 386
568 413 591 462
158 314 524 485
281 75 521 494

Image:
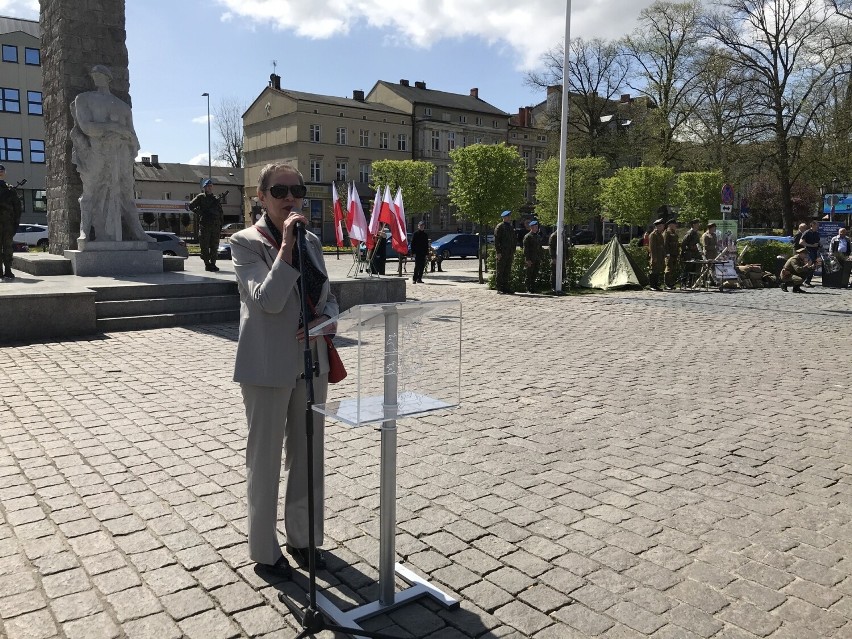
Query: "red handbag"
323 335 347 383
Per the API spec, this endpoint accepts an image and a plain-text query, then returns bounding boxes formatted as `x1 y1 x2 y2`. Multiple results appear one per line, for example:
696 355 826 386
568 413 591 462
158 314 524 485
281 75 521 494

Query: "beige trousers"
241 376 327 565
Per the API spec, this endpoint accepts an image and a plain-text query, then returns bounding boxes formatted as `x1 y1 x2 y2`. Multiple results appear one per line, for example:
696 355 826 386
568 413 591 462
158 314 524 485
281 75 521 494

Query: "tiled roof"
0 15 39 38
372 80 508 116
134 162 244 187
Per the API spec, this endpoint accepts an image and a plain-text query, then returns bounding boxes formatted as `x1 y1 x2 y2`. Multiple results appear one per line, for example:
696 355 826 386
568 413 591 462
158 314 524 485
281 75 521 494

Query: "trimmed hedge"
738 241 794 274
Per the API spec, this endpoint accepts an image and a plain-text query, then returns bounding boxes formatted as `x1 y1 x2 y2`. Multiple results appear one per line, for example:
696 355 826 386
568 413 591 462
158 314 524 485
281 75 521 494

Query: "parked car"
12 240 28 252
217 242 232 260
430 233 481 260
13 223 49 249
570 229 597 245
145 231 188 257
736 235 793 246
220 222 245 238
359 231 412 261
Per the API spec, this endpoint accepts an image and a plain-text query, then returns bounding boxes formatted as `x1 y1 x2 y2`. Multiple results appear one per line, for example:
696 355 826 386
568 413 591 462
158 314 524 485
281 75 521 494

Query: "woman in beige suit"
230 163 338 580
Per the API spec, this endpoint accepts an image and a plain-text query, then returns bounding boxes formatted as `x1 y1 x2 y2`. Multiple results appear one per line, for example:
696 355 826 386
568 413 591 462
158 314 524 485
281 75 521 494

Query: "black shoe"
781 284 788 292
255 555 292 581
286 545 326 570
4 270 13 280
210 265 220 272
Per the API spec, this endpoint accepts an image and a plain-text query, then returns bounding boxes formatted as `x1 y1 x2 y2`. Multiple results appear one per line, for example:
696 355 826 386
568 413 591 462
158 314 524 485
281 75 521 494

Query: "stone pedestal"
65 241 163 276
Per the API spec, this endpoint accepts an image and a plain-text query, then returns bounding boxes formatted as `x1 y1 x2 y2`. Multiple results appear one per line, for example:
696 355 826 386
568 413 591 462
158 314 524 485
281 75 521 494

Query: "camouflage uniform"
780 253 813 292
494 219 515 293
188 191 224 270
647 228 665 289
663 228 679 289
0 181 22 278
522 228 542 293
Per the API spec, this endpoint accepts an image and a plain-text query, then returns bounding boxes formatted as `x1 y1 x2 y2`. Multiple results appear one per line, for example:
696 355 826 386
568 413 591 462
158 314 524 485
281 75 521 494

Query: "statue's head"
90 65 113 85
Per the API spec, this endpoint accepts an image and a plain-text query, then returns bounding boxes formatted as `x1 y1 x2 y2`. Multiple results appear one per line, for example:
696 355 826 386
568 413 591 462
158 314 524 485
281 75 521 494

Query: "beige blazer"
231 217 339 388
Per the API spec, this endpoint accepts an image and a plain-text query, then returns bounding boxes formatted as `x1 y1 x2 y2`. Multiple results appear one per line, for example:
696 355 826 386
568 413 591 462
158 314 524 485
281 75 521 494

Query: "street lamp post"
202 92 211 181
831 177 838 222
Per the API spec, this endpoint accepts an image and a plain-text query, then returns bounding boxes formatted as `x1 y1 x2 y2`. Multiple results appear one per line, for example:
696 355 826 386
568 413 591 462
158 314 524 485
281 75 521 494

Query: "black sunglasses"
268 184 307 199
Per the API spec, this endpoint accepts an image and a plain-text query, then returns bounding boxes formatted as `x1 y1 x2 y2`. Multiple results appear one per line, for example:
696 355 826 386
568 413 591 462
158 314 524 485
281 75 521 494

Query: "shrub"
738 241 794 274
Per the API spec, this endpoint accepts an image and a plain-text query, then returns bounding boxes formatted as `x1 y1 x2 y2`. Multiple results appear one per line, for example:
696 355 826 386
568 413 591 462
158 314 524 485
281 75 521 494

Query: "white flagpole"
555 0 572 293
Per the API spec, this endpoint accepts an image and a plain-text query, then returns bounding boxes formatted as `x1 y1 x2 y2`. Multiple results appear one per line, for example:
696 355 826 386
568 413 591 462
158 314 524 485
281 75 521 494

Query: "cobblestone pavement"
1 258 850 638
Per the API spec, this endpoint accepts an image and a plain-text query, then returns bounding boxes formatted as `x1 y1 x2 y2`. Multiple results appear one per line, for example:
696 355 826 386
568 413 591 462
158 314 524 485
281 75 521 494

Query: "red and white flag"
391 187 408 255
347 182 368 245
367 186 383 249
332 181 344 247
381 185 407 255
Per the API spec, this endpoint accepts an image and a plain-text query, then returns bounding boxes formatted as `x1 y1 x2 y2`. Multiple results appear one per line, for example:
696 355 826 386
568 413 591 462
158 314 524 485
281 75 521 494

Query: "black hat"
690 218 700 225
666 218 677 225
653 218 665 226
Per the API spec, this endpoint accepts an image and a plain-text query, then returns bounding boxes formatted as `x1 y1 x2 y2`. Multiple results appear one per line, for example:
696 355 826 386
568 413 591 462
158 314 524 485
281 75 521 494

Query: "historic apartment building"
0 15 45 223
243 74 411 239
508 103 554 217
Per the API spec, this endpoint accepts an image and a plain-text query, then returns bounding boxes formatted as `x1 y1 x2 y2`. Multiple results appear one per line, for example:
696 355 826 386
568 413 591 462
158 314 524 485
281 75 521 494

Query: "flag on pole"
367 186 383 249
379 185 395 227
391 186 408 255
331 181 344 247
347 182 368 244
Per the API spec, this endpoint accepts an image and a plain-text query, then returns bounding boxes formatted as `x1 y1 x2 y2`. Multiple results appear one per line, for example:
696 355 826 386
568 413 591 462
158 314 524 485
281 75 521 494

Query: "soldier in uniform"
647 217 666 290
780 247 817 293
663 218 680 289
188 178 224 271
680 218 701 287
522 219 542 293
0 165 23 280
494 209 515 293
702 222 719 261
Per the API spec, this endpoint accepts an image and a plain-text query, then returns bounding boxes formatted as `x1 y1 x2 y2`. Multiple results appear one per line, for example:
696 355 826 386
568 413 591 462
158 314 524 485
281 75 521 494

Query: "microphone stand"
278 221 393 639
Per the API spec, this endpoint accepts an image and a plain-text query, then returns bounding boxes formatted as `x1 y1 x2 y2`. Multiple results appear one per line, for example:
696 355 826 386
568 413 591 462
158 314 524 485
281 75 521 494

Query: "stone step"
96 309 240 333
91 280 237 302
96 294 238 319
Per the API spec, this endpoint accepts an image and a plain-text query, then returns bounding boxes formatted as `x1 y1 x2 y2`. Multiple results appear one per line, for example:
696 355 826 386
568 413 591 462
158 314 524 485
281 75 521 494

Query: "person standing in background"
494 209 516 294
0 165 22 279
189 178 224 271
411 220 429 284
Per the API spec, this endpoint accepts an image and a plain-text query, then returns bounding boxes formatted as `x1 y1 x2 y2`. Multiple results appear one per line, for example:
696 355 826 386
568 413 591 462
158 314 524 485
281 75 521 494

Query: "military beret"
501 210 511 217
201 178 213 188
653 218 665 225
666 218 678 225
529 219 539 226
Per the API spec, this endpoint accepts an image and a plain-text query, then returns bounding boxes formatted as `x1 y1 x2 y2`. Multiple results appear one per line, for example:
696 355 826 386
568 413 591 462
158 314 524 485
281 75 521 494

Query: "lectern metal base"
315 562 459 633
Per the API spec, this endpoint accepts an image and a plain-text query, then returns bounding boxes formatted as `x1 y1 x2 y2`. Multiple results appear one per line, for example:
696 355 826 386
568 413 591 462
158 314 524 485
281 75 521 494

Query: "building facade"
508 104 554 217
243 75 411 240
0 16 45 223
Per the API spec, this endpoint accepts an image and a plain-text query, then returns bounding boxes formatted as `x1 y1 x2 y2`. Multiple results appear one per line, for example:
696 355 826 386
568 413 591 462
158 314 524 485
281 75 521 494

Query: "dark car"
735 235 793 246
431 233 481 260
570 229 597 245
359 231 412 261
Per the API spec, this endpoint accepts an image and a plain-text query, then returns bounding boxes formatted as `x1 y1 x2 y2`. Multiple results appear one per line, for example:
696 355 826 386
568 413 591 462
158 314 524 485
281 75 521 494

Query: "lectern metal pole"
379 307 399 606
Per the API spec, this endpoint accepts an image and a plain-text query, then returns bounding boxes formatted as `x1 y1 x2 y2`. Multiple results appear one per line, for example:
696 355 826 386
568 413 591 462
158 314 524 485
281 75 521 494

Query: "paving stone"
2 608 58 639
518 583 574 613
62 611 121 639
161 586 215 620
553 602 615 635
177 609 241 639
493 600 553 635
122 612 183 639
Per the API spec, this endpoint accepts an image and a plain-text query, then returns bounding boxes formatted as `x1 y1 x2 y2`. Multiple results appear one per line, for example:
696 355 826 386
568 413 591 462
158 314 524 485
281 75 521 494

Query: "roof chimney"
400 79 409 86
151 154 159 166
353 89 365 102
547 85 561 95
141 156 151 166
269 73 281 90
470 87 479 99
620 93 631 103
414 81 426 89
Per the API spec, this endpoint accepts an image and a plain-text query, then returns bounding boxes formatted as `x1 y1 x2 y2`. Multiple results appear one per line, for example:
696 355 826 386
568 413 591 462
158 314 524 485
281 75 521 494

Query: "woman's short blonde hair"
257 163 304 193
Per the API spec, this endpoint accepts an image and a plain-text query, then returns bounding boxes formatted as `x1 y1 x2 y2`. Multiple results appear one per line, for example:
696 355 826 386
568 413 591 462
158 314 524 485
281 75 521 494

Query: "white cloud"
186 153 229 167
154 118 163 123
192 115 213 124
214 0 657 69
0 0 38 19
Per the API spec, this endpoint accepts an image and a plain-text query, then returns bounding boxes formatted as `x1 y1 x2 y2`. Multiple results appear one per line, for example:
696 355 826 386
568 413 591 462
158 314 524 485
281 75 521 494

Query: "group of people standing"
493 209 545 294
646 217 720 290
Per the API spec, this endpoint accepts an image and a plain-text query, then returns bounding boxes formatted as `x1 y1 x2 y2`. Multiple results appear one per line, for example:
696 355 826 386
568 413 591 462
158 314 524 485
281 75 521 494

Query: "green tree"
448 143 526 283
599 165 674 226
534 156 610 227
369 160 435 221
670 171 722 223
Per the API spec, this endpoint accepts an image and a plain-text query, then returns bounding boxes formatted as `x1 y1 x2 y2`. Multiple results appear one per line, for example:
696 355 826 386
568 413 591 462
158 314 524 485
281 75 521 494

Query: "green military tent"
579 237 648 290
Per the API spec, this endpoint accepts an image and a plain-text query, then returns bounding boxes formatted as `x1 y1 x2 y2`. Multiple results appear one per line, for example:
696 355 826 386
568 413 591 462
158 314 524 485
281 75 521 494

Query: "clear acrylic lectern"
309 300 462 631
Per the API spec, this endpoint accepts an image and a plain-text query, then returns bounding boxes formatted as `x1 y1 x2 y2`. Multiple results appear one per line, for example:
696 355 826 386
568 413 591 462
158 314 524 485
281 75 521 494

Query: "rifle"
216 189 230 202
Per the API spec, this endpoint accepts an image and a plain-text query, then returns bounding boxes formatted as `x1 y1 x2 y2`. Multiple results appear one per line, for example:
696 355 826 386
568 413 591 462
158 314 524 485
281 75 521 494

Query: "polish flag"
381 186 407 255
347 182 369 245
391 187 408 255
367 186 383 249
332 181 344 247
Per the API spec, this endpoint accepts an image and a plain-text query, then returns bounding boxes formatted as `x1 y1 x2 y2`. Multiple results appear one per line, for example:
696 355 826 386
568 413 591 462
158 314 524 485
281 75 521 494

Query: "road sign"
721 183 735 205
720 204 732 213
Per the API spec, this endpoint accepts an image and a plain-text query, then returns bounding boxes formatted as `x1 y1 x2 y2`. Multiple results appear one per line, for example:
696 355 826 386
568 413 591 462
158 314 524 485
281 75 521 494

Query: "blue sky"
3 0 657 165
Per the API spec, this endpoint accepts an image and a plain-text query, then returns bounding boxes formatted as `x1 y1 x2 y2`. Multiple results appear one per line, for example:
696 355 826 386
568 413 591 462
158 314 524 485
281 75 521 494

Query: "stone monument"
41 0 162 276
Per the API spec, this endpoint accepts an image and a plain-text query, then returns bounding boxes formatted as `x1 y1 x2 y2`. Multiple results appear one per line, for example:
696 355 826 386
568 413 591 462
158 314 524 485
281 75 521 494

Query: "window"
359 129 369 147
522 150 530 168
537 134 547 142
310 159 322 182
424 107 432 116
164 192 171 200
336 127 347 145
397 134 408 152
0 137 22 162
535 151 543 164
447 131 456 151
461 135 467 147
33 189 46 212
379 131 388 149
2 45 17 63
336 161 347 181
492 120 499 128
27 91 42 115
29 139 45 163
431 130 440 151
459 115 467 123
0 88 19 113
24 48 39 66
359 162 371 183
309 124 321 143
474 136 483 144
476 117 483 126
